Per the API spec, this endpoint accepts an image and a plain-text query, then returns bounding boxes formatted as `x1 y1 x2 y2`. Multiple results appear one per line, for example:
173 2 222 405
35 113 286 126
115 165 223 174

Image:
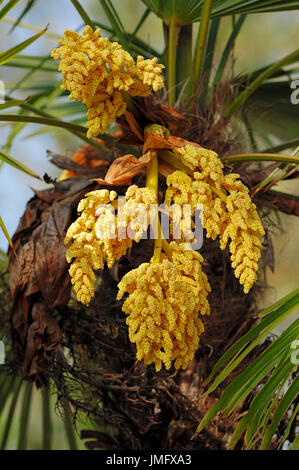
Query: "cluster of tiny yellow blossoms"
64 189 112 305
165 170 228 240
94 184 156 267
174 144 224 189
65 186 156 305
221 174 265 293
166 144 265 293
51 26 164 137
124 185 157 242
117 243 210 371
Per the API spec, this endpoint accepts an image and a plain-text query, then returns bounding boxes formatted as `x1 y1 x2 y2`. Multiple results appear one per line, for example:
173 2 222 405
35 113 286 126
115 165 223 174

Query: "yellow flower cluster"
51 26 164 137
166 144 265 293
124 185 157 242
64 189 112 305
174 144 224 188
65 185 157 304
117 243 210 371
221 174 265 293
94 184 156 267
165 171 228 240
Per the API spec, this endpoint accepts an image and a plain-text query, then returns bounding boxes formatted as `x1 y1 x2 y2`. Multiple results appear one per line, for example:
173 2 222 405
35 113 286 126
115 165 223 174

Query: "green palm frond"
141 0 299 25
196 289 299 449
245 81 299 141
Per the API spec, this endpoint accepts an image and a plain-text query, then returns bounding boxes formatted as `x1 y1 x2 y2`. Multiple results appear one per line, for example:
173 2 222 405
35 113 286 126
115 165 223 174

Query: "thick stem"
146 151 158 195
176 24 193 101
167 18 180 108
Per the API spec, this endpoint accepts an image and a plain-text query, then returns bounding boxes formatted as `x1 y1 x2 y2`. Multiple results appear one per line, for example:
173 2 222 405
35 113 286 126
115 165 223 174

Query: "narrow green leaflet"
227 48 299 115
0 97 30 110
70 0 95 30
0 0 19 21
202 290 299 388
0 215 13 248
196 289 299 449
213 14 246 86
97 0 129 49
0 27 47 66
260 375 299 449
8 0 37 31
193 0 213 86
0 148 40 179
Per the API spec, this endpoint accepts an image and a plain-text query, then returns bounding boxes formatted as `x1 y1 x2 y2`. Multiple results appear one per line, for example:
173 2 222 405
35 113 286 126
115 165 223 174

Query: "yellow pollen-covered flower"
65 189 115 305
117 243 210 371
220 178 265 293
51 26 164 137
94 196 132 270
94 184 157 267
124 185 157 242
165 142 265 293
136 56 165 92
173 144 224 189
165 170 228 240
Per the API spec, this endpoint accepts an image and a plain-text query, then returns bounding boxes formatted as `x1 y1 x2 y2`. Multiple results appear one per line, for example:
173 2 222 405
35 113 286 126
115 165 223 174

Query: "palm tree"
0 0 298 450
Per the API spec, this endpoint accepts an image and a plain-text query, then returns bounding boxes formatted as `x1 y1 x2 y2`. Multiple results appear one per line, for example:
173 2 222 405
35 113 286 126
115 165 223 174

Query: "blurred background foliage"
0 0 298 449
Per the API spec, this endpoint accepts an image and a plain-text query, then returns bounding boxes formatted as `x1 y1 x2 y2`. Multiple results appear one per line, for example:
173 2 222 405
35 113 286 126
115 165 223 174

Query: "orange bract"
92 152 155 186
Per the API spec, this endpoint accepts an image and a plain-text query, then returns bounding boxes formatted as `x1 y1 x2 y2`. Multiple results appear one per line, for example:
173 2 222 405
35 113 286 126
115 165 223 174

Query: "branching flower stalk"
57 27 265 371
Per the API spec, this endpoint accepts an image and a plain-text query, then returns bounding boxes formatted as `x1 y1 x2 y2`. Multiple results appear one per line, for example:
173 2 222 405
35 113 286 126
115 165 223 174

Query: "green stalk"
227 48 299 116
70 0 95 30
146 152 158 196
193 0 213 90
222 153 299 165
167 18 180 107
0 114 88 134
175 24 193 102
158 149 192 175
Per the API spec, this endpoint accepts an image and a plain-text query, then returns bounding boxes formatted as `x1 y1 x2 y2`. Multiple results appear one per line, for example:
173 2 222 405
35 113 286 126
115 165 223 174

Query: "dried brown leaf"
8 177 97 383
